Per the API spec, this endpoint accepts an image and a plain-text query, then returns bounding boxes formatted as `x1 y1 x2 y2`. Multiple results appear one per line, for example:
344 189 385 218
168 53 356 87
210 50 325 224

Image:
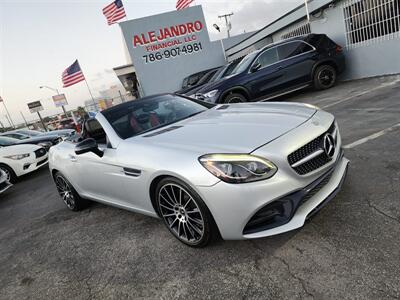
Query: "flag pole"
305 0 310 22
77 60 97 110
0 98 15 129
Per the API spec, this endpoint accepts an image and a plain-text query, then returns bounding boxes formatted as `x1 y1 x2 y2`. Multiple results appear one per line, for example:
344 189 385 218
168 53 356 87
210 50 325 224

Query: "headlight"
203 90 218 98
199 154 277 184
4 154 30 160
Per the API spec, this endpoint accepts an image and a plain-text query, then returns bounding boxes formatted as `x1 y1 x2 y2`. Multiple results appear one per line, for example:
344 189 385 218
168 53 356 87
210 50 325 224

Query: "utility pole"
0 96 15 129
218 12 234 38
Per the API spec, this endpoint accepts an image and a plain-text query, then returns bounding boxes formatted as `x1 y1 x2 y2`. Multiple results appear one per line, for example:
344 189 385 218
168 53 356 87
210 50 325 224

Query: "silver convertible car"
49 94 349 247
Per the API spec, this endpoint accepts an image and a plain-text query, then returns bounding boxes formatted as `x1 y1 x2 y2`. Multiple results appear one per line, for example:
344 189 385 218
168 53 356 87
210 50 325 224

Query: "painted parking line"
343 123 400 149
321 78 400 109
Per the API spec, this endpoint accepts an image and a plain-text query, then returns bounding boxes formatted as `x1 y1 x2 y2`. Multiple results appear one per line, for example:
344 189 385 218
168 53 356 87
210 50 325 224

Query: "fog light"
23 164 31 170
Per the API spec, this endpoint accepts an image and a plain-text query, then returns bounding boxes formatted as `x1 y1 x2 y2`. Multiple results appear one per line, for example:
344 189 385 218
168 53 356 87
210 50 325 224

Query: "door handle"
69 154 77 162
276 65 284 70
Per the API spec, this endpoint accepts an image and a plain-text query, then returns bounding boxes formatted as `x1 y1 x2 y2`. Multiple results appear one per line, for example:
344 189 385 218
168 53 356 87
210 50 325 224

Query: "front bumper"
12 154 49 177
197 155 349 240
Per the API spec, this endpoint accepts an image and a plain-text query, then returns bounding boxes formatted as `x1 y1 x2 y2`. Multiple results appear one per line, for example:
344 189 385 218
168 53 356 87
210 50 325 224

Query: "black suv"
195 34 345 103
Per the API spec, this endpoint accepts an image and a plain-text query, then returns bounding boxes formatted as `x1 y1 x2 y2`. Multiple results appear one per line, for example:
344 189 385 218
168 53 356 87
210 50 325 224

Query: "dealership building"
115 0 400 97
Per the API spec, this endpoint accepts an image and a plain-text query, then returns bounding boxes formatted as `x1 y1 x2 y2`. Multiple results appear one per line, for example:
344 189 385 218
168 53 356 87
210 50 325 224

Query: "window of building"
277 41 314 60
344 0 400 47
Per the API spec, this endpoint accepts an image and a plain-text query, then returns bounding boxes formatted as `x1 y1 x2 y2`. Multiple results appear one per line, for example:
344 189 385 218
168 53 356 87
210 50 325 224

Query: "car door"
245 47 284 99
275 41 317 89
71 119 128 206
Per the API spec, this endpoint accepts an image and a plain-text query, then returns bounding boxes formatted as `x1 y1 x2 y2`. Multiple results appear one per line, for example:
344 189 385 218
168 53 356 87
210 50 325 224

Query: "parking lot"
1 75 399 299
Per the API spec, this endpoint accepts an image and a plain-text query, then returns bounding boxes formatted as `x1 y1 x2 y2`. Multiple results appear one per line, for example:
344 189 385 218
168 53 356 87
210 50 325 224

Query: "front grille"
34 148 46 158
288 122 336 175
300 172 332 206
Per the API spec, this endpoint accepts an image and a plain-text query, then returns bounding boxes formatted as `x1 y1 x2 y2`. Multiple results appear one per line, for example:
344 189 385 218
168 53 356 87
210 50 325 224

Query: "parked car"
0 132 62 151
0 138 48 183
176 67 220 95
195 34 345 103
0 170 12 194
4 129 76 139
181 67 218 90
185 59 244 97
49 94 349 247
57 118 76 130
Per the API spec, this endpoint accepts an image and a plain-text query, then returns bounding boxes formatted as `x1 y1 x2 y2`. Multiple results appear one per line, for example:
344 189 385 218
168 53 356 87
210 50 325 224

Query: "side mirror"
75 138 103 157
251 62 262 73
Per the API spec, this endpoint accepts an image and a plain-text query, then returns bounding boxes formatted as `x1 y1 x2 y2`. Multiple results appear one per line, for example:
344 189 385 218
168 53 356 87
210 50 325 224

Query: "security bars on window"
343 0 400 48
281 22 312 40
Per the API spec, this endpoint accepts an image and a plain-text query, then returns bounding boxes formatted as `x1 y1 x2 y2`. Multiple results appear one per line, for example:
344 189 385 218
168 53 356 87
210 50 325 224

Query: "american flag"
176 0 194 10
103 0 126 25
62 60 85 88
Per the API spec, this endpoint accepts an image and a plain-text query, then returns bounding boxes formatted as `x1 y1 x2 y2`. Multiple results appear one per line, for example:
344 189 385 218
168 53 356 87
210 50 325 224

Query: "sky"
0 0 304 125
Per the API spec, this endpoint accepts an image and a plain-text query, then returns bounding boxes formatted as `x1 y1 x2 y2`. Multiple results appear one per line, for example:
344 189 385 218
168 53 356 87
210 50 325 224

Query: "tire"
0 164 17 184
223 93 247 104
155 177 219 248
313 65 337 90
54 172 88 211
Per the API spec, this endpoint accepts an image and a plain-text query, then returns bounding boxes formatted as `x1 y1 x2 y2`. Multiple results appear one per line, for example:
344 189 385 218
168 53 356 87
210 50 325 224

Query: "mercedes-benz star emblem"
323 133 336 158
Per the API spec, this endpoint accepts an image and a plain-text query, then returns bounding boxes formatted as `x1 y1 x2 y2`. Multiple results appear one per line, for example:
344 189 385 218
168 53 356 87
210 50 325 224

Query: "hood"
131 102 316 153
195 73 240 95
16 135 58 144
0 144 41 155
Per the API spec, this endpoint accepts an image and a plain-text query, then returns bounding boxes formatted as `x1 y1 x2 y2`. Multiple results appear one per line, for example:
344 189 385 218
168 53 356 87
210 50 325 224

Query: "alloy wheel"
1 167 11 182
55 175 76 210
227 97 244 104
318 69 335 87
158 183 205 244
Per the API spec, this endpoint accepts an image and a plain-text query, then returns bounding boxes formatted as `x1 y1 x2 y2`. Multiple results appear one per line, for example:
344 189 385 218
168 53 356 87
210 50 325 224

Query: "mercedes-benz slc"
49 94 349 247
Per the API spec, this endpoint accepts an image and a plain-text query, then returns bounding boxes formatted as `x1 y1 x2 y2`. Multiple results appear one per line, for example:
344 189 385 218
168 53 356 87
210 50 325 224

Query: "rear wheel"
0 165 16 183
155 177 219 247
313 65 337 90
223 93 247 104
54 172 88 211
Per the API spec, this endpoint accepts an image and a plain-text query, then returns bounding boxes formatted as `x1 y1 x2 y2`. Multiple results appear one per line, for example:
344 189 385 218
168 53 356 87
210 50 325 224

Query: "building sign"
27 101 44 113
52 94 68 107
120 5 226 96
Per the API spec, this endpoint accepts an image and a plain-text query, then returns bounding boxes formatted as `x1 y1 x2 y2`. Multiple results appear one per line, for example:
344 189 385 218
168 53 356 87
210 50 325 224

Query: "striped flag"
103 0 126 25
176 0 194 10
62 60 85 88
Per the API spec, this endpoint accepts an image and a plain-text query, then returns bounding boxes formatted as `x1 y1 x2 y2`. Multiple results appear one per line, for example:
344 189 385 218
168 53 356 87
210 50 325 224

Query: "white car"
0 142 48 183
49 94 349 247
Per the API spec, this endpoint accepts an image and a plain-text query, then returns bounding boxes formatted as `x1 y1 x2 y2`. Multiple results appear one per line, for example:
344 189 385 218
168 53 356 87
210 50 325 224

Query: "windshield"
17 130 41 136
102 94 211 139
230 51 259 75
0 137 19 146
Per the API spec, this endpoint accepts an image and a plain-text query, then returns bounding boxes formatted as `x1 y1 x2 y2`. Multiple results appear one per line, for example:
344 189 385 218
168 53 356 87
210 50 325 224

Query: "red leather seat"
130 114 143 134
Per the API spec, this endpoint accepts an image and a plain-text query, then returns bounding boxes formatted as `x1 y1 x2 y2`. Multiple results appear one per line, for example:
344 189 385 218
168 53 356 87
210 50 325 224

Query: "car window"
3 133 27 140
102 94 209 140
255 48 279 68
231 51 260 75
0 137 18 146
84 119 107 144
277 41 314 60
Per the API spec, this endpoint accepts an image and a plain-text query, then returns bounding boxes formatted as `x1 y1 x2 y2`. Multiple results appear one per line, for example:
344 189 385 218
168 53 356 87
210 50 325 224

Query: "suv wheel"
155 177 219 248
224 93 247 103
314 65 337 90
0 165 16 183
54 172 88 211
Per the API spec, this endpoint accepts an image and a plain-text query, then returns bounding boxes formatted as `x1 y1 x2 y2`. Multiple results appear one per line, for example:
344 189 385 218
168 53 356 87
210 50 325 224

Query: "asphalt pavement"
0 75 399 299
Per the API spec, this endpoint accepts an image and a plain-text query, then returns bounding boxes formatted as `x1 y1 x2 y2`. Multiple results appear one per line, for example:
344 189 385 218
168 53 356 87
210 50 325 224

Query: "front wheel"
0 165 17 184
223 93 247 104
54 172 88 211
155 177 219 247
313 65 337 90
